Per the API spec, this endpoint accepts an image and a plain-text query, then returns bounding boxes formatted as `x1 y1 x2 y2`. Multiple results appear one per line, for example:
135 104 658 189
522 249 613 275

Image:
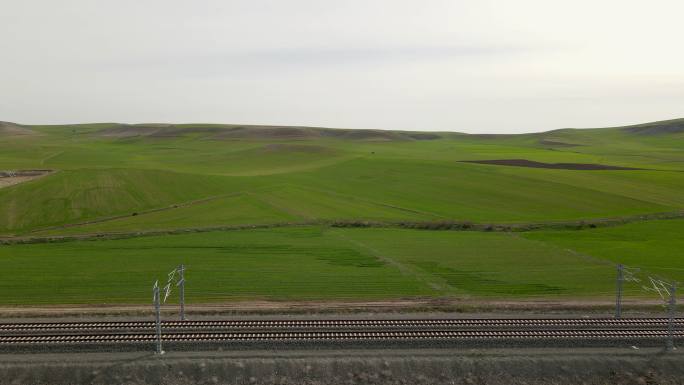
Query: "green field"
1 119 683 304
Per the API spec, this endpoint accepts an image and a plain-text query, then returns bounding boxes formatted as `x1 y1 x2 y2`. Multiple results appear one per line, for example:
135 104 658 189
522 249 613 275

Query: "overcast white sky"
1 0 682 133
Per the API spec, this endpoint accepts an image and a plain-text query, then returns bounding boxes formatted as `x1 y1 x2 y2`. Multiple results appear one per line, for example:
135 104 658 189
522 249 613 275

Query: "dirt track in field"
24 192 243 234
0 170 53 189
0 298 668 319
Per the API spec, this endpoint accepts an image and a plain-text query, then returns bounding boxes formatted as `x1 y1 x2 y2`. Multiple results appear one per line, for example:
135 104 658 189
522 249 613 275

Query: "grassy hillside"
3 119 684 236
524 218 684 278
0 168 251 234
0 226 622 305
3 222 683 305
1 118 683 304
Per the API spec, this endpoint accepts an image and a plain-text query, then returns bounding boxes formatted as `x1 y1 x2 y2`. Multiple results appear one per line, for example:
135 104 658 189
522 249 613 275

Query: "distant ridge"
0 121 37 136
3 117 683 137
619 118 684 135
93 123 444 141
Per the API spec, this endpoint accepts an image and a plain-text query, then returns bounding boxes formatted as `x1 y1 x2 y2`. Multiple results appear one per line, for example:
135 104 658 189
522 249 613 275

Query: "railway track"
0 318 681 347
1 330 683 345
2 318 682 333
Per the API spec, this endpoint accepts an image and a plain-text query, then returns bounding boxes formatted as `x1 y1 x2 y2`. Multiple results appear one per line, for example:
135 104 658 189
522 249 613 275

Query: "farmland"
1 119 683 305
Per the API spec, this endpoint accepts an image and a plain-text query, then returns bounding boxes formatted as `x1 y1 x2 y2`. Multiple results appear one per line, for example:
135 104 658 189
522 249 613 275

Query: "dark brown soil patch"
96 124 162 138
407 133 441 140
261 144 335 154
319 129 406 141
461 159 641 170
97 124 224 139
539 139 583 147
214 126 319 140
468 133 518 140
148 126 223 138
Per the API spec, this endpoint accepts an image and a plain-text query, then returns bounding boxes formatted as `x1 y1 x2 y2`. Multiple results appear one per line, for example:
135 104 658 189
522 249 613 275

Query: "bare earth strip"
0 298 668 319
460 159 642 170
0 170 53 189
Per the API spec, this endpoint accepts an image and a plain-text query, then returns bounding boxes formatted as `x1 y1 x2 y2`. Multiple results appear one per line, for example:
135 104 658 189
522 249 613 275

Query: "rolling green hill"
1 118 683 304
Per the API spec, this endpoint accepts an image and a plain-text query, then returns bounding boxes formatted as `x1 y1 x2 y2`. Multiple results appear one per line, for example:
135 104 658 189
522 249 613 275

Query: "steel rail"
1 329 683 345
1 318 682 332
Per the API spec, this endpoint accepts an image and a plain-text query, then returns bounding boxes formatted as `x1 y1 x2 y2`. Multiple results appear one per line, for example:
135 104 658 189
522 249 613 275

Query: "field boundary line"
329 229 453 294
3 210 684 244
40 151 64 165
0 298 672 317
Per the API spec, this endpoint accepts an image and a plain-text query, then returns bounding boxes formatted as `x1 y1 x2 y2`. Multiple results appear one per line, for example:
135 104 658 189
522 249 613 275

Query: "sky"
1 0 683 133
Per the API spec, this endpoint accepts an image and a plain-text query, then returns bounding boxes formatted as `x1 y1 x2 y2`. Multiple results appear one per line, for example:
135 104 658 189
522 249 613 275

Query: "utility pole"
153 281 164 355
615 264 624 319
666 282 677 351
178 264 186 321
